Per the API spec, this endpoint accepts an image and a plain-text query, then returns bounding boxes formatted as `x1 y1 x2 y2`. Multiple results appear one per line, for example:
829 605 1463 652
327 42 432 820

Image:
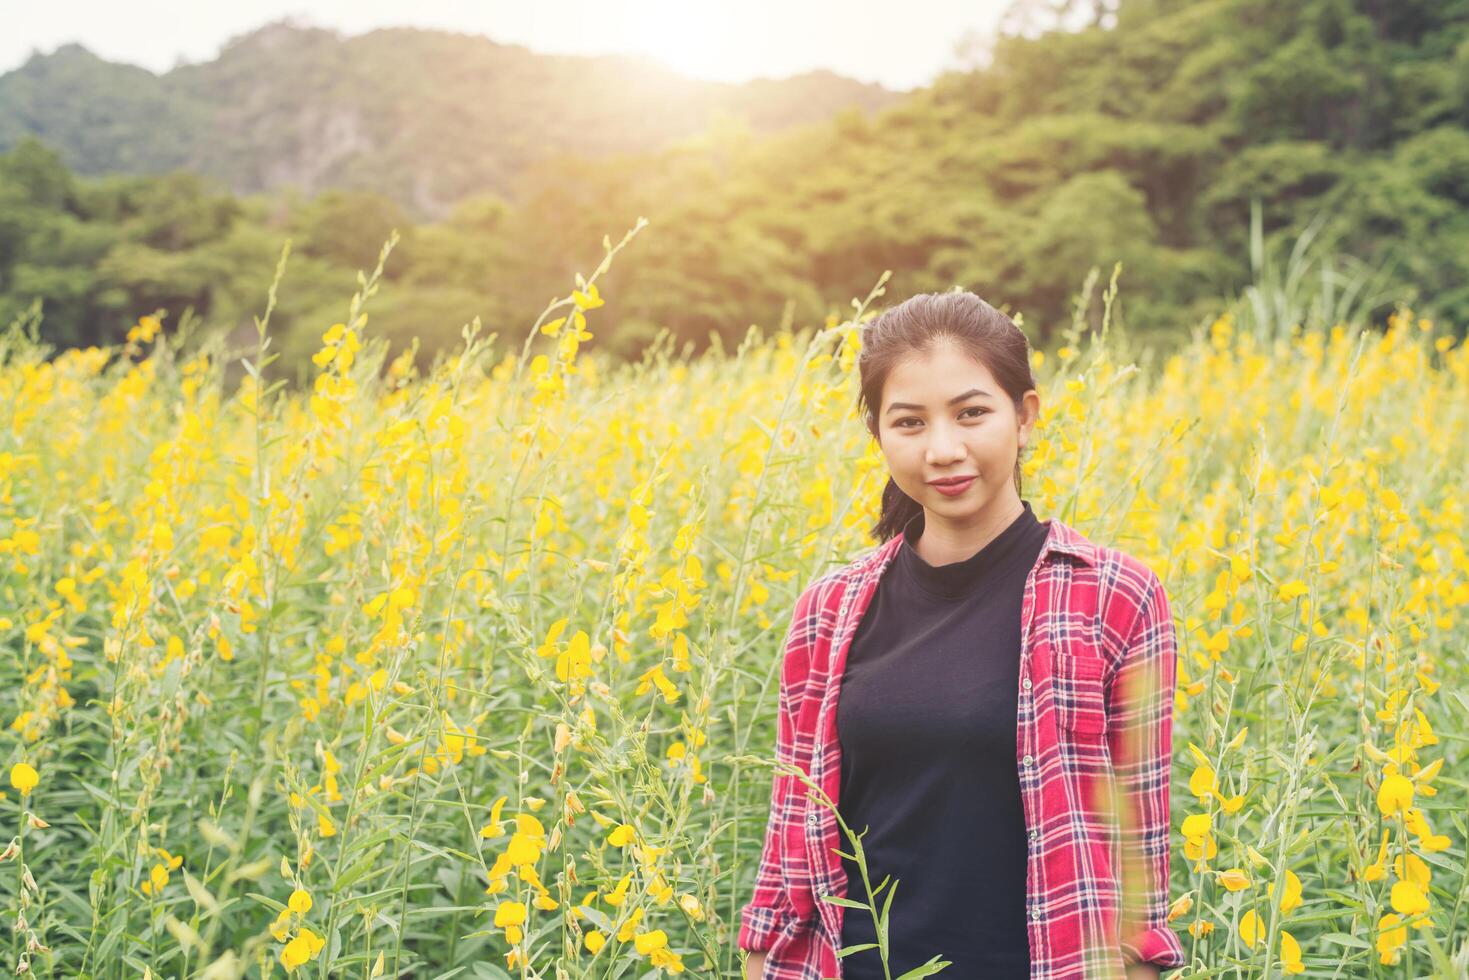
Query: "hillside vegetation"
2 0 1468 370
0 21 898 216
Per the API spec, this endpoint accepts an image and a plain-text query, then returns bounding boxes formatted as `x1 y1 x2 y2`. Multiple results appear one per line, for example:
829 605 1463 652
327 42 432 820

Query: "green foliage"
2 1 1469 370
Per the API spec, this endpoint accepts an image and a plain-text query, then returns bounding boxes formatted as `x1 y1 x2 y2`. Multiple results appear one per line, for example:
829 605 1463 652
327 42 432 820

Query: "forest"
2 0 1468 373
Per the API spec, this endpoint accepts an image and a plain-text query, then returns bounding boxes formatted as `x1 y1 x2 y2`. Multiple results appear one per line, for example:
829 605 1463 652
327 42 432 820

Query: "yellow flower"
634 928 668 955
299 927 325 957
1376 913 1406 965
1238 908 1264 948
634 663 680 703
1279 929 1304 974
288 888 313 915
1393 851 1430 891
556 630 593 683
1403 806 1452 851
1180 813 1212 840
495 900 527 945
9 763 39 796
281 934 313 971
607 823 636 847
140 862 170 895
1216 792 1246 813
1267 868 1302 914
1225 726 1249 751
572 283 604 311
1390 880 1429 917
1377 772 1414 815
647 871 674 904
480 796 509 839
617 906 644 942
1188 762 1217 800
585 929 607 952
1276 579 1308 602
649 946 685 973
1216 868 1250 891
505 830 543 866
1180 812 1216 867
270 909 292 942
603 872 632 907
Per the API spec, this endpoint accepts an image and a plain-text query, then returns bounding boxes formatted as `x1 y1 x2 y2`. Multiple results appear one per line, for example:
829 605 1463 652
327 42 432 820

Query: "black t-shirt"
835 499 1048 979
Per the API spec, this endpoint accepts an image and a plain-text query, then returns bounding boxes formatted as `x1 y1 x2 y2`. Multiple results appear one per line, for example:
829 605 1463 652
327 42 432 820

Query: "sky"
2 0 1013 92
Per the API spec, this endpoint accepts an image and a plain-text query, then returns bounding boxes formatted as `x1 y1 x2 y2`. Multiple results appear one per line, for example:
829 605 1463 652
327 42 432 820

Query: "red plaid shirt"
739 516 1187 979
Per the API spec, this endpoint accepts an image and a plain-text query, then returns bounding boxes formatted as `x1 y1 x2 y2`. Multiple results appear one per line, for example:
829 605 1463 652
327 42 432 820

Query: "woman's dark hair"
856 290 1038 544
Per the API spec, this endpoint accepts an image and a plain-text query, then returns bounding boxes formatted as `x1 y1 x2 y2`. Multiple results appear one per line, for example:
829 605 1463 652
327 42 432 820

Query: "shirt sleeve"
738 583 816 952
1107 570 1187 970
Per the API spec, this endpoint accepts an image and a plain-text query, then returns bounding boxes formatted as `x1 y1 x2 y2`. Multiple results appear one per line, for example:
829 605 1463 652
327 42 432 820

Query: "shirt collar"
864 508 1098 578
896 500 1045 599
1041 517 1098 567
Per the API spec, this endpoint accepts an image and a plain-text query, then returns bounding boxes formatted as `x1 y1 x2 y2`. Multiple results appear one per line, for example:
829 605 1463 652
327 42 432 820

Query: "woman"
738 292 1186 980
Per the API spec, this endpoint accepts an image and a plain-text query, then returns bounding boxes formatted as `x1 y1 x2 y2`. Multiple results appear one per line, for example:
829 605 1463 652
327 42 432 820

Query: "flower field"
2 229 1467 979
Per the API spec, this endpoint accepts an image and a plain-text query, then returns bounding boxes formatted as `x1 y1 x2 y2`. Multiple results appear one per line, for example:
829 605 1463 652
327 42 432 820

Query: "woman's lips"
930 477 975 497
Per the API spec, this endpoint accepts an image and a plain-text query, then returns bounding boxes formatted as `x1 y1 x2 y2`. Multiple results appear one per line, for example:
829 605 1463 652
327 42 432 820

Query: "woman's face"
874 339 1039 527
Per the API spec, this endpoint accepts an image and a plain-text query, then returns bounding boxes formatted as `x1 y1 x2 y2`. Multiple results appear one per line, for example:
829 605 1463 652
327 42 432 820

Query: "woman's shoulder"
1048 517 1165 591
790 563 857 621
797 536 897 601
1079 535 1171 645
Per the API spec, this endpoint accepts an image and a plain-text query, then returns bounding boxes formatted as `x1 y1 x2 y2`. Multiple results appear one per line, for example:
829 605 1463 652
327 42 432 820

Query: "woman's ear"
1018 390 1041 447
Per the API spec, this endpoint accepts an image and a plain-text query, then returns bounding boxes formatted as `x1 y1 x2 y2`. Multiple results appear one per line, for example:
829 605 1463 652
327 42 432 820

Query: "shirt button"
1029 829 1039 842
1031 908 1041 921
1022 677 1032 690
1022 754 1034 767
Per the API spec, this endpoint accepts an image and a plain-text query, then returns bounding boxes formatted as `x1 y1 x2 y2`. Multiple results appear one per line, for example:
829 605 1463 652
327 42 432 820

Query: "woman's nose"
926 433 966 462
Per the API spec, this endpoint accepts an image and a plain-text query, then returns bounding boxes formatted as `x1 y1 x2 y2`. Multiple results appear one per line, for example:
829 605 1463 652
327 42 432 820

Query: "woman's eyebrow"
885 388 993 414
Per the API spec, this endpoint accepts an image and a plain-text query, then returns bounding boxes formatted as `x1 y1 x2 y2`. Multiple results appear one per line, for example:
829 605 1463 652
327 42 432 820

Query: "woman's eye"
895 408 987 429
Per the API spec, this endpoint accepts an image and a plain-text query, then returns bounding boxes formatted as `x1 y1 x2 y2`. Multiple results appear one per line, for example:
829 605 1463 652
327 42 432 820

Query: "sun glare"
623 3 741 82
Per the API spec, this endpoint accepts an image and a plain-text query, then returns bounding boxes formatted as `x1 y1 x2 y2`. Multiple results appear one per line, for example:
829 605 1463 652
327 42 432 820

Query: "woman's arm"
737 583 818 957
1106 568 1187 972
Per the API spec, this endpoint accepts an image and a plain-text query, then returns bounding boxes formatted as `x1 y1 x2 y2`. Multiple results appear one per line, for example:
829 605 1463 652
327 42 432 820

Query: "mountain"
0 20 902 217
6 0 1469 365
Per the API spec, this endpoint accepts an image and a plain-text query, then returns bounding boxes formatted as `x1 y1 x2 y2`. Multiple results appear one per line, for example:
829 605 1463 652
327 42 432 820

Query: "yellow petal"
1216 868 1251 891
1390 880 1429 916
1239 908 1263 948
1377 773 1414 815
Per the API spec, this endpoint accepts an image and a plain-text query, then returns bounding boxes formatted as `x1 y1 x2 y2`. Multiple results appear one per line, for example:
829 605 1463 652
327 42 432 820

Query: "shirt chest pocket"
1052 653 1109 739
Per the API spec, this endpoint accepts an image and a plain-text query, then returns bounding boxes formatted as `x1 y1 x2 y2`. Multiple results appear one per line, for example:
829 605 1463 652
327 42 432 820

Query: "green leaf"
893 954 952 979
334 843 387 891
837 942 878 957
1320 932 1369 949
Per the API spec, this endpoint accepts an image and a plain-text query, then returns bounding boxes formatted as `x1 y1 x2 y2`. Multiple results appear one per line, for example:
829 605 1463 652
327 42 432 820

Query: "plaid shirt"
739 516 1187 979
